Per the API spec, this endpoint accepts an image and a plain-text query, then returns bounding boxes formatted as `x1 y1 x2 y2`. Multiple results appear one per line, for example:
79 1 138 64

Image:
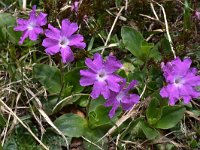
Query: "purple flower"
71 1 79 13
42 19 86 63
194 10 200 20
80 53 123 99
104 79 140 118
14 5 47 44
160 57 200 105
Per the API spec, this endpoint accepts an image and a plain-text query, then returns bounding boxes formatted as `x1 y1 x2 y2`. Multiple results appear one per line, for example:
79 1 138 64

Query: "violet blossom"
14 5 47 44
71 1 79 13
160 57 200 105
42 19 86 63
104 79 140 118
80 53 123 99
194 10 200 20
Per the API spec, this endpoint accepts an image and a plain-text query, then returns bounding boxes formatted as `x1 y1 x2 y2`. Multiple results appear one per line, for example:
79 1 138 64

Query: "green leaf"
54 113 87 137
64 68 84 93
87 37 95 51
33 64 61 94
115 0 122 7
146 98 162 125
42 129 70 150
183 0 191 30
76 95 90 107
0 13 15 27
155 106 186 129
0 13 20 44
88 97 121 128
121 26 144 57
140 121 159 140
89 105 111 128
123 118 159 140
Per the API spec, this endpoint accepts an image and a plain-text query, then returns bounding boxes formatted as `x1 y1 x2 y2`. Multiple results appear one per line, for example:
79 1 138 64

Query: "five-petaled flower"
79 53 123 99
42 19 86 63
160 57 200 105
104 79 140 118
14 5 47 44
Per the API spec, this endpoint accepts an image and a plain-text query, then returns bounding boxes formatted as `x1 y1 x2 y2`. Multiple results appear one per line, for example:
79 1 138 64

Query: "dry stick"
101 6 125 55
22 0 26 11
185 110 200 122
115 134 120 150
0 98 49 150
97 84 147 142
24 87 69 149
152 0 176 58
2 93 21 145
150 2 159 20
1 109 12 146
125 0 128 10
82 136 104 150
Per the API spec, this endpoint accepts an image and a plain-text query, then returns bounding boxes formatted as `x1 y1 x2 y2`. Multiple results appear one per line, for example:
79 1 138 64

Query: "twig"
0 98 49 150
82 136 104 150
150 2 159 20
101 6 124 55
53 93 89 111
125 0 128 10
22 0 26 11
152 0 176 58
185 110 200 122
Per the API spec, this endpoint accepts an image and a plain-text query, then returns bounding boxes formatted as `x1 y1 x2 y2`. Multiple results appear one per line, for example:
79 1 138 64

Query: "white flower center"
96 70 107 82
59 37 69 48
116 91 125 102
27 22 36 30
174 76 184 87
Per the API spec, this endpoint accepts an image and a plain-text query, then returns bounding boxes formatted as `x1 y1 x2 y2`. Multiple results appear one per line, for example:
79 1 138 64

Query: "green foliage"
121 118 159 140
155 106 186 129
88 97 121 128
183 0 191 30
3 125 41 150
146 98 162 125
0 13 20 44
64 68 84 93
33 64 61 94
121 26 161 62
54 113 87 137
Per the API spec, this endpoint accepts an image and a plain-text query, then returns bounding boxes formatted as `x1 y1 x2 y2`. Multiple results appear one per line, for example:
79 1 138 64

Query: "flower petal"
121 94 139 110
91 81 110 99
61 19 78 37
29 5 37 20
45 45 60 55
108 101 120 118
182 96 191 104
45 24 60 40
42 38 59 47
85 53 103 72
80 69 96 78
14 19 28 31
79 77 95 86
19 30 29 44
106 75 122 92
104 55 122 74
60 46 74 63
36 12 47 26
68 34 86 49
124 80 137 93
